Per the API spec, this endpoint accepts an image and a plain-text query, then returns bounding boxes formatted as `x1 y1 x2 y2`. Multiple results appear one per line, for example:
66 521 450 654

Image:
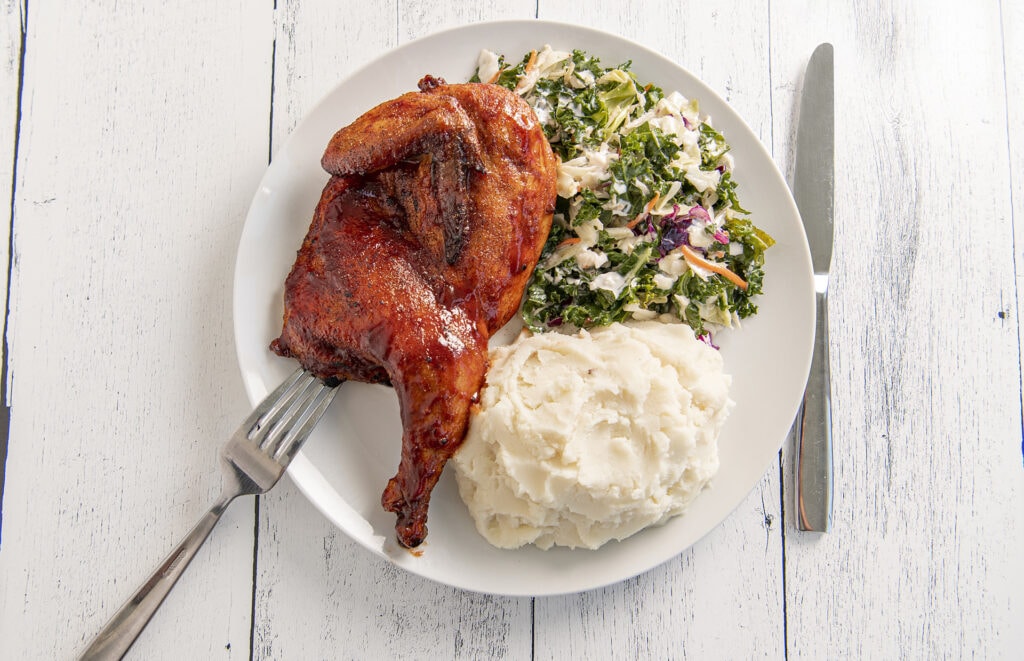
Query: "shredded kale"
473 47 774 337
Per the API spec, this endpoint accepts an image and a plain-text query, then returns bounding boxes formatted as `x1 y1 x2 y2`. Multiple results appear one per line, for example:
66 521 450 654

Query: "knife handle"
797 286 833 532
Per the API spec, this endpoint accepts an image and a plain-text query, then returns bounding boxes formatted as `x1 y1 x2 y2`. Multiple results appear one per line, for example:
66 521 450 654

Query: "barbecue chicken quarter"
271 76 557 547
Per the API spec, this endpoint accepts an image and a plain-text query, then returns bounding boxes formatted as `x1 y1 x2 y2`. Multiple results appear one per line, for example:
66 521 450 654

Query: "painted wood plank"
532 2 785 659
267 0 398 153
0 0 20 388
2 3 1017 661
1006 0 1024 467
397 0 539 43
251 2 537 659
0 2 272 658
773 1 1024 658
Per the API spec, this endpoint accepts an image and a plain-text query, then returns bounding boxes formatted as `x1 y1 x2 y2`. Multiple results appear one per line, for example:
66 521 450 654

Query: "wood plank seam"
0 0 28 546
997 0 1024 468
249 495 261 661
252 9 279 658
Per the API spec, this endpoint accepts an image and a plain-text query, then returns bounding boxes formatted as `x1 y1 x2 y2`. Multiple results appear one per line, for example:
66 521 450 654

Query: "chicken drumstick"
271 76 557 547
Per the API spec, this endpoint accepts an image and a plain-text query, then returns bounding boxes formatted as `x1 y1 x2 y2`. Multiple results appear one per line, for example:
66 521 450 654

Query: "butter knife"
795 43 835 532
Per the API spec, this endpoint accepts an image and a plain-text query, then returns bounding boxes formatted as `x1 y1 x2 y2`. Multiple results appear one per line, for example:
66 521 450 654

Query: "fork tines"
245 368 339 460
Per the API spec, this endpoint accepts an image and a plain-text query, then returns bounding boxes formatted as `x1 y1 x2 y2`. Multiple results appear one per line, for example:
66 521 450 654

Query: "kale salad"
471 46 774 342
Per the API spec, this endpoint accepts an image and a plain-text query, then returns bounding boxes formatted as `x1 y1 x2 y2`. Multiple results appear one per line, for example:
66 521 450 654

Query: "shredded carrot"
556 237 582 249
526 49 538 73
679 245 748 290
643 83 653 92
486 68 505 84
625 192 661 229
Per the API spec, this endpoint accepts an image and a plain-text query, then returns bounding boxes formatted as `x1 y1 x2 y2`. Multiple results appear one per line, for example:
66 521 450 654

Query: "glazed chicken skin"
271 76 557 547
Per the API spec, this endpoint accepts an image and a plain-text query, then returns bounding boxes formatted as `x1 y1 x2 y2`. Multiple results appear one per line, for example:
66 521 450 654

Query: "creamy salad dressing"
472 45 774 338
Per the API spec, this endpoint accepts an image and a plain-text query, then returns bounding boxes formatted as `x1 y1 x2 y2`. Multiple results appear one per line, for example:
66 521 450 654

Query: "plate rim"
232 17 815 596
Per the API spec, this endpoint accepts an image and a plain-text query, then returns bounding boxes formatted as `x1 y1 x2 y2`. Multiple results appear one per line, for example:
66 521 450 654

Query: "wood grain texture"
397 0 538 43
0 2 271 658
0 0 20 385
1 2 1020 660
534 478 782 660
254 480 531 660
1006 0 1024 456
532 2 785 658
774 1 1024 658
251 2 536 659
269 0 398 154
1000 0 1024 652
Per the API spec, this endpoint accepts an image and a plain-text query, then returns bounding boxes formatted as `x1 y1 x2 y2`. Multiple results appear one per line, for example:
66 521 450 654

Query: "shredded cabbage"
471 46 775 336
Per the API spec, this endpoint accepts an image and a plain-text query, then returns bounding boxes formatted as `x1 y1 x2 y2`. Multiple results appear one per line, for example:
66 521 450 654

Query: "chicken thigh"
271 76 557 547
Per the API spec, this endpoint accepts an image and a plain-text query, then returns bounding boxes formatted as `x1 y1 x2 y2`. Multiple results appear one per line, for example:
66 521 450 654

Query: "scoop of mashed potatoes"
452 321 733 550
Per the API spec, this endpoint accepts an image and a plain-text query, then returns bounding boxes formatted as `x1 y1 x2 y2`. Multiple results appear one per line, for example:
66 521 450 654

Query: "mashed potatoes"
452 321 733 550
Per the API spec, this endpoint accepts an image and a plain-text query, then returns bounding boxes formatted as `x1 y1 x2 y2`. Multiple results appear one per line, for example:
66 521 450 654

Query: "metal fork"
80 368 340 661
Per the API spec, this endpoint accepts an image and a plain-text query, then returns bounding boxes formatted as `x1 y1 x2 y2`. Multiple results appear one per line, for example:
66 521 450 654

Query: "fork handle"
79 494 236 660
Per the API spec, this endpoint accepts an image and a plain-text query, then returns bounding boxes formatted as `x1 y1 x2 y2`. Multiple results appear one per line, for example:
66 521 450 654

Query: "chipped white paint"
772 2 1024 659
0 2 271 659
0 1 1021 660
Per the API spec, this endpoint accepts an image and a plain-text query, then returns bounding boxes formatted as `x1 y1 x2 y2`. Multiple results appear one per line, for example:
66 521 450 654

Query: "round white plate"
233 20 814 596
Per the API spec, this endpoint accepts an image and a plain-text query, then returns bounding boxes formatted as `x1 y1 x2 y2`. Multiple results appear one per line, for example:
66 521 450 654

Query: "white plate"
233 20 814 596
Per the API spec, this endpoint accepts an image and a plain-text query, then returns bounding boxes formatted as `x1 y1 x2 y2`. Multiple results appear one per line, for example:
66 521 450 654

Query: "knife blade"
794 43 835 533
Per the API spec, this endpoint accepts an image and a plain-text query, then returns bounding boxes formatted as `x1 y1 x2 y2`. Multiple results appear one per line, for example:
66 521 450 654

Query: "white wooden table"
1 1 1022 659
